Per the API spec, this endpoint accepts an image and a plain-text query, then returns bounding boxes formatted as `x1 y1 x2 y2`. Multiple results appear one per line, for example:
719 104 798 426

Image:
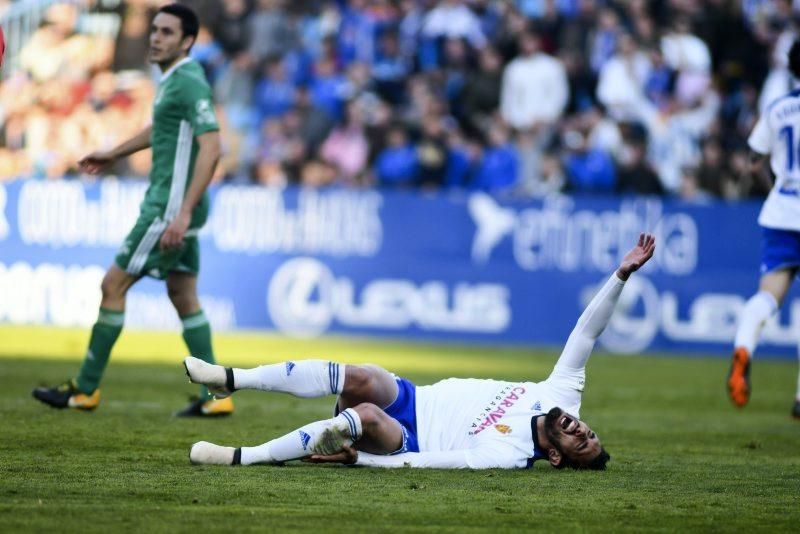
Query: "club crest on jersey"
286 361 296 376
195 99 216 125
494 424 512 434
533 401 541 411
299 430 311 450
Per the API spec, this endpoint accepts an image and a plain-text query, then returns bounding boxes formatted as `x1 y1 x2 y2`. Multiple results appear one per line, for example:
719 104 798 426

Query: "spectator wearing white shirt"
596 33 652 122
422 0 486 49
660 18 712 106
500 30 569 130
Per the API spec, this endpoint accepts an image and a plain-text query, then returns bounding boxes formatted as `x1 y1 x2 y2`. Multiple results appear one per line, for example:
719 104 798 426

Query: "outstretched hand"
617 233 656 281
303 444 359 465
78 151 116 175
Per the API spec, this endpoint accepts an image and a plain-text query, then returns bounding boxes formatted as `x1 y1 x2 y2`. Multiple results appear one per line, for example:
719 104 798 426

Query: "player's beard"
544 407 568 455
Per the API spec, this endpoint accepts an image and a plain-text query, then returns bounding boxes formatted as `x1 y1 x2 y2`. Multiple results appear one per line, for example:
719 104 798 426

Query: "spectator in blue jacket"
471 123 519 193
563 129 617 193
374 125 418 187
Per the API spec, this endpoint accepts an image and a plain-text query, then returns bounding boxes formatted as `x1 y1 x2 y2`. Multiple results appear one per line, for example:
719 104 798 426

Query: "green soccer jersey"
146 57 219 226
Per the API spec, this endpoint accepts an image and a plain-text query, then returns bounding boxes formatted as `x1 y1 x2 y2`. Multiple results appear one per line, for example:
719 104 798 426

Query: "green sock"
76 308 124 394
181 310 216 401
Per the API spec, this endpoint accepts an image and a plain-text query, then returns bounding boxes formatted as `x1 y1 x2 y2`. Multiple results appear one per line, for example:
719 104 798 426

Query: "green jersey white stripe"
165 120 193 221
126 217 167 275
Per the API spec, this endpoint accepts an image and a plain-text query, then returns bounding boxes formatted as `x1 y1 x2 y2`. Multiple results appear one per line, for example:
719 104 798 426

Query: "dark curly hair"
554 446 611 471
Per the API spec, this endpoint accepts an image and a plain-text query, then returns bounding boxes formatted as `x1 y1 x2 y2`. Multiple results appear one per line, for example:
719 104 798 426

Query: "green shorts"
115 210 201 280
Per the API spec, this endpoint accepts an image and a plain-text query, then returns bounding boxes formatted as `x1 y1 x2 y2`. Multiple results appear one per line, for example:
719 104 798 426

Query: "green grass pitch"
1 339 799 532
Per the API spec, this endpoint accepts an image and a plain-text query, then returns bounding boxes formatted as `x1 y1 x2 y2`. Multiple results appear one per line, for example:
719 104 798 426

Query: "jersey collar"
160 56 192 84
528 415 548 466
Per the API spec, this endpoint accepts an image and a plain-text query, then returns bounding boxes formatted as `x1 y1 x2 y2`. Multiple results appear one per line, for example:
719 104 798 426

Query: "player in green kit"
32 3 232 417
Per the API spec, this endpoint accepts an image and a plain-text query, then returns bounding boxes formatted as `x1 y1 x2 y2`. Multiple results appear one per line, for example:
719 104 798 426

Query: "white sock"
233 360 345 397
734 291 778 355
239 408 362 465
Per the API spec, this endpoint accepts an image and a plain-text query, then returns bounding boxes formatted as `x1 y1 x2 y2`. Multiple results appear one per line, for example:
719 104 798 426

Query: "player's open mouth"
559 414 577 433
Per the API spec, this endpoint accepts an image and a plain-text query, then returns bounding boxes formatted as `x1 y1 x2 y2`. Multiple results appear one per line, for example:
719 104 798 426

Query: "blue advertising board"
0 178 796 357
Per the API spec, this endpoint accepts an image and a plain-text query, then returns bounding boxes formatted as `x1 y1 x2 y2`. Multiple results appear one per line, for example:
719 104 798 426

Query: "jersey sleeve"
748 114 771 155
355 447 521 469
181 80 220 136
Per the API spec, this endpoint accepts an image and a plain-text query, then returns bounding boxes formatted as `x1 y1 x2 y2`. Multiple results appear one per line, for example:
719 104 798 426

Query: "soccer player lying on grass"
186 234 655 470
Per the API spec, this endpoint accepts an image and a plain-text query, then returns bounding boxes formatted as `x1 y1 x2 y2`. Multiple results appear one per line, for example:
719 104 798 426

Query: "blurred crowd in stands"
1 0 799 200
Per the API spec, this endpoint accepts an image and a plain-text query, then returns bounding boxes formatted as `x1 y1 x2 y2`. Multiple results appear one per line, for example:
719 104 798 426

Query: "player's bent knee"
351 402 384 427
340 365 398 409
343 366 374 397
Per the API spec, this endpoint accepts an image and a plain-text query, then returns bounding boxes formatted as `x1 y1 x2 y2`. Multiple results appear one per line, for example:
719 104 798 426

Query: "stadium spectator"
678 166 714 204
616 137 664 196
460 46 503 137
374 124 417 187
415 113 450 188
660 17 711 107
588 7 622 74
422 0 487 50
596 32 651 122
211 0 251 57
562 129 616 194
470 122 518 193
247 0 296 66
500 29 569 131
694 137 729 198
320 99 370 183
372 30 411 104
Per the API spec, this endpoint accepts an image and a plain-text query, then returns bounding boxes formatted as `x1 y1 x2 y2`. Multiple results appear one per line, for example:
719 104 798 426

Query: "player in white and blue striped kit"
728 40 800 419
186 234 655 470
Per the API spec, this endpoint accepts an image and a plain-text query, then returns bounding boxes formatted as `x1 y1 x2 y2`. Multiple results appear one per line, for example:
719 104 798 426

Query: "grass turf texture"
1 329 799 532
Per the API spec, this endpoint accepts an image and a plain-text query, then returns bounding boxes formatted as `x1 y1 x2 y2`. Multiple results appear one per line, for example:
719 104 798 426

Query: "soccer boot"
190 441 239 465
175 396 234 417
792 400 800 419
727 347 751 407
32 379 100 411
183 356 234 399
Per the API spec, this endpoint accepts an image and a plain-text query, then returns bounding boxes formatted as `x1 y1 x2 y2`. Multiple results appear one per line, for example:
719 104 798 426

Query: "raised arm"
545 233 656 409
78 125 152 175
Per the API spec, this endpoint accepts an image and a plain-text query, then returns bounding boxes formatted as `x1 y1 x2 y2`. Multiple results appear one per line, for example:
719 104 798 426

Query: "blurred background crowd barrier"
2 179 799 356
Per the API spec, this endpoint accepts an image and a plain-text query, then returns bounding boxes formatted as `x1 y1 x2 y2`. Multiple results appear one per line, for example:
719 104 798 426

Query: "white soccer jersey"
748 89 800 231
356 367 585 469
